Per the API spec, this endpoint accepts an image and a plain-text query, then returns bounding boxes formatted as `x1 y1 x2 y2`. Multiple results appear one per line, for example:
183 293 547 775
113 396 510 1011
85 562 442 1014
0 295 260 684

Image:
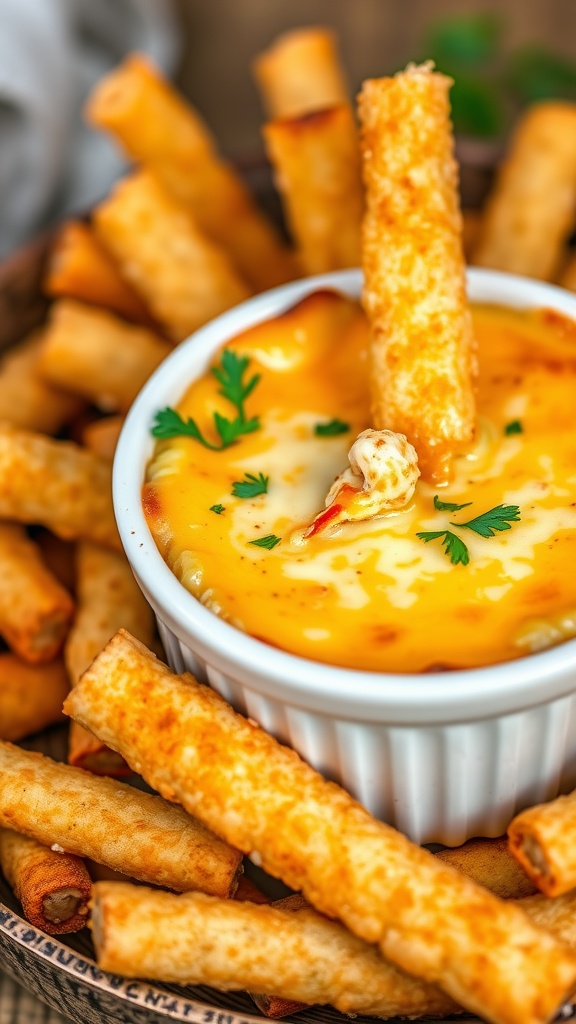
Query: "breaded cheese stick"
66 542 154 775
0 424 120 549
0 331 82 434
44 220 152 324
0 828 91 934
0 654 69 741
263 105 362 274
93 171 251 343
359 65 476 484
39 300 171 413
82 416 124 460
472 102 576 280
436 835 537 899
0 523 74 662
253 27 349 119
65 632 576 1024
91 882 457 1018
86 54 295 292
508 789 576 897
0 741 242 897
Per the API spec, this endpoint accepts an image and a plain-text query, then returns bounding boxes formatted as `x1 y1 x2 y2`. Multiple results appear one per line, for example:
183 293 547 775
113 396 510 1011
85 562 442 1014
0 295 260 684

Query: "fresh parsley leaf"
151 408 220 449
454 504 521 538
212 350 260 421
314 419 350 437
433 494 473 513
151 352 260 450
232 472 269 499
249 534 281 550
417 530 470 566
210 504 225 515
504 419 523 436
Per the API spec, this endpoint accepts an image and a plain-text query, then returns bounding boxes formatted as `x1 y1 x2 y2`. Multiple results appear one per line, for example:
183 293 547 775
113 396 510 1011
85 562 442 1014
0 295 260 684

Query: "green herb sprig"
314 419 350 437
504 420 523 436
232 472 269 499
210 504 225 515
249 534 281 550
151 350 260 451
418 497 521 565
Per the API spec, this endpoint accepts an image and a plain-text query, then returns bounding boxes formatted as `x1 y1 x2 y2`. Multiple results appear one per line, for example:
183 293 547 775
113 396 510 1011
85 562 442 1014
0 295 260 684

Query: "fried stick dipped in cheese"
359 63 476 483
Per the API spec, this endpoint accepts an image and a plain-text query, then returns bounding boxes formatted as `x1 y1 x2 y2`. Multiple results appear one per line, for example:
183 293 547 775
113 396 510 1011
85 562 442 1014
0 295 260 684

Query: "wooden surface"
175 0 576 156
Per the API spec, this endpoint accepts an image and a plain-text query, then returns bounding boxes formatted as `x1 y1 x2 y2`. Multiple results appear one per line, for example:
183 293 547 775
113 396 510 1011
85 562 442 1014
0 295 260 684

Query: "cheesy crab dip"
143 288 576 674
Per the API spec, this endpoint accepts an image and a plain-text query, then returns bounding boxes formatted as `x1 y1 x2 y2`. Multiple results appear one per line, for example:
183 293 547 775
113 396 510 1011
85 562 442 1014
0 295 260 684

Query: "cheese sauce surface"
144 290 576 673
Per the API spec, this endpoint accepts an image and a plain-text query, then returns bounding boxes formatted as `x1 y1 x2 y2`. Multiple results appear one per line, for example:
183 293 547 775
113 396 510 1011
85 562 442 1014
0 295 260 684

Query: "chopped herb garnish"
433 494 473 513
210 504 225 515
151 350 260 450
418 499 521 564
417 530 470 566
505 419 523 436
454 504 521 538
232 472 269 499
249 534 281 550
314 419 350 437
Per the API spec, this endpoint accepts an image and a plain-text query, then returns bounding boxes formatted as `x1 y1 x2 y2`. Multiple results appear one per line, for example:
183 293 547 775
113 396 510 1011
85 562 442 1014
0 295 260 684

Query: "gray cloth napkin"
0 973 70 1024
0 0 180 258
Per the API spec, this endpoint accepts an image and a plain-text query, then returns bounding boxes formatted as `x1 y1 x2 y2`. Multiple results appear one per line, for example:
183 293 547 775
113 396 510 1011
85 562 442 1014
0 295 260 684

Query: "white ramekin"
114 268 576 846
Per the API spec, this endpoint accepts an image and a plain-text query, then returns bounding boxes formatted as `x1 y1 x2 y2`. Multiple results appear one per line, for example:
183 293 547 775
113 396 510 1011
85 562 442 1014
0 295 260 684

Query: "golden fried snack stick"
66 632 576 1024
91 882 457 1018
86 54 295 292
90 883 576 1019
0 828 91 935
93 171 251 343
35 530 76 594
0 424 120 550
472 103 576 280
66 542 154 775
44 220 153 324
0 331 82 435
82 416 124 460
39 300 171 413
359 65 476 484
0 742 242 897
508 789 576 897
263 105 362 275
253 27 349 119
0 523 74 662
0 654 69 741
436 835 537 899
559 251 576 292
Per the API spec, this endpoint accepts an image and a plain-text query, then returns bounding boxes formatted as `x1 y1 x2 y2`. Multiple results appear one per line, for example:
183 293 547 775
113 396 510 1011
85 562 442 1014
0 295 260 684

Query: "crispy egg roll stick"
0 331 82 434
86 55 295 292
253 27 349 119
91 882 457 1019
0 424 120 549
472 103 576 280
508 789 576 897
66 632 576 1024
359 65 476 484
44 220 152 323
0 828 91 934
66 542 154 775
436 835 537 899
82 416 124 460
39 300 171 413
0 741 242 897
0 654 69 741
263 105 362 275
93 171 251 343
0 523 74 662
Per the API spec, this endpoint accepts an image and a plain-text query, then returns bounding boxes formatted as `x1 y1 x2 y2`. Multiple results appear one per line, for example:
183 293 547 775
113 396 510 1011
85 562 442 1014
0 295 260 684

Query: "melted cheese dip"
144 290 576 673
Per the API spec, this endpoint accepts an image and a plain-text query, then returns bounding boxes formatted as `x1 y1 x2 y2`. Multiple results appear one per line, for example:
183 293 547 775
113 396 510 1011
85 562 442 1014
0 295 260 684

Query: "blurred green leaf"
450 76 505 137
425 14 502 70
507 47 576 103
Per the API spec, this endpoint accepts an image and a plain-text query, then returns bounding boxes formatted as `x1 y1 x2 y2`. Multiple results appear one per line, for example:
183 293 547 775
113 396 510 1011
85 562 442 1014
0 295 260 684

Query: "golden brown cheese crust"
359 66 476 483
66 631 576 1024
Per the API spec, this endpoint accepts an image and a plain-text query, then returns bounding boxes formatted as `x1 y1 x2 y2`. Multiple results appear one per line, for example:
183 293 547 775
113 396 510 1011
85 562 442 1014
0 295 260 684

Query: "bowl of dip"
114 267 576 846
